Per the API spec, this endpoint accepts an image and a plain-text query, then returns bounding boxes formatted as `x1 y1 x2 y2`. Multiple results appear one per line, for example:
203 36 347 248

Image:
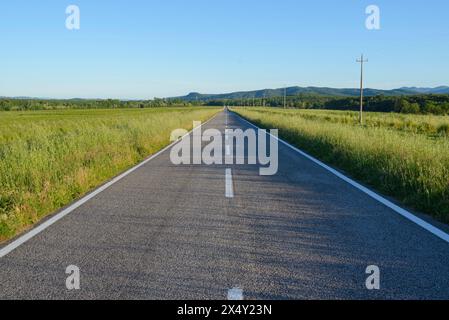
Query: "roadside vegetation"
3 94 449 115
232 107 449 223
210 94 449 115
249 109 449 137
0 98 199 111
0 107 220 241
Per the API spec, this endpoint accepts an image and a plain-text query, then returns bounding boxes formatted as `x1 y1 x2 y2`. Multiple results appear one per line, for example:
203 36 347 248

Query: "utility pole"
357 54 368 125
283 87 287 109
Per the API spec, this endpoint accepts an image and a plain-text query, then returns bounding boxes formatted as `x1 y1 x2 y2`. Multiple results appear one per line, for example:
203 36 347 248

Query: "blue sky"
1 0 448 99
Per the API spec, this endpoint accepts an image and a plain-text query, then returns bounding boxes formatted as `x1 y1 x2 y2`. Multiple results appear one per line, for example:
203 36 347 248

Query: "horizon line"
2 85 449 101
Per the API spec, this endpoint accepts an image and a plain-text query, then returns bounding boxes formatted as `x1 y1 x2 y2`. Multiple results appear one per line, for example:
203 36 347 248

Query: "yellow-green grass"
245 108 449 137
0 107 220 242
232 107 449 223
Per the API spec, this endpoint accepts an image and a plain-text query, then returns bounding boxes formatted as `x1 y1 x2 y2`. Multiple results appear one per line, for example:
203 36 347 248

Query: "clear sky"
1 0 448 99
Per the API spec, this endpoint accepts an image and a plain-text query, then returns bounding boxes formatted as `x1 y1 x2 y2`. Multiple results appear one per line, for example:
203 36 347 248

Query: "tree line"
0 98 198 111
2 94 449 115
208 94 449 115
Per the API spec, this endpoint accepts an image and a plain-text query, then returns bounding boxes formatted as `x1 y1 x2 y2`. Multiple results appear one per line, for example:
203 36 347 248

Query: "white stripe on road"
225 169 234 198
225 111 228 128
227 287 243 300
235 113 449 245
0 114 220 258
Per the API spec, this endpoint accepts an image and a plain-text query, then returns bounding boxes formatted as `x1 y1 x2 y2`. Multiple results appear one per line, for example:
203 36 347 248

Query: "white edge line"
0 112 220 258
234 112 449 244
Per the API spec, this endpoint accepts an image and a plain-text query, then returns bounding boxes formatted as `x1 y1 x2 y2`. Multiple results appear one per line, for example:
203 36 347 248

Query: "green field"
232 107 449 223
0 107 220 241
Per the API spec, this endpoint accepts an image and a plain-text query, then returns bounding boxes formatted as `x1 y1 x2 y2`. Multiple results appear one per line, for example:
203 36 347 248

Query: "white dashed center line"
225 169 234 198
227 287 244 300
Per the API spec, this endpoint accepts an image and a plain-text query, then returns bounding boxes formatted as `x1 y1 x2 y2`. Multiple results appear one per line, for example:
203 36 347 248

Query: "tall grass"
0 107 220 241
251 108 449 137
233 107 449 223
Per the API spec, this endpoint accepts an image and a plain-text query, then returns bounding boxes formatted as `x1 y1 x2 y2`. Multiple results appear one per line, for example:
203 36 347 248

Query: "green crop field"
0 107 220 241
232 107 449 223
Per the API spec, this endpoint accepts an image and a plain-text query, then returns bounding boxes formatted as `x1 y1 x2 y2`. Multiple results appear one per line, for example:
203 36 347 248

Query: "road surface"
1 110 449 300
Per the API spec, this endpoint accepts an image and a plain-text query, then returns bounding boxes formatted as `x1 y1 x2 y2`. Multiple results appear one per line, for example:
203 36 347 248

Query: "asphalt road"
1 110 449 300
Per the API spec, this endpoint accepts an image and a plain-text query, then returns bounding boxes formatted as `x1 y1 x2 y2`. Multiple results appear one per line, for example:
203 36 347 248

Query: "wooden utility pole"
283 87 287 109
357 54 368 125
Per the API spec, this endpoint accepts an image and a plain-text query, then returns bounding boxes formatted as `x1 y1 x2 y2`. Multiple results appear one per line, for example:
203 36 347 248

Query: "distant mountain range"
172 86 449 101
2 86 449 101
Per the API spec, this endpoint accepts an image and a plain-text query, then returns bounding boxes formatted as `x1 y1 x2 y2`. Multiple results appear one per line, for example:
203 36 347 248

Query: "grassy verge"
232 107 449 223
0 107 220 242
245 108 449 137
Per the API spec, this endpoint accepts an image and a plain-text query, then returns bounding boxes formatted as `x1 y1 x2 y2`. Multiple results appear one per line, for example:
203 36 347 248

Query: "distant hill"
171 86 449 101
398 86 449 94
2 86 449 102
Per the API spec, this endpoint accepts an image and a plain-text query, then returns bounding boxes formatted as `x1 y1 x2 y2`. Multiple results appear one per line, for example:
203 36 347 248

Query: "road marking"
0 114 220 258
235 113 449 245
225 169 234 198
227 287 243 300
